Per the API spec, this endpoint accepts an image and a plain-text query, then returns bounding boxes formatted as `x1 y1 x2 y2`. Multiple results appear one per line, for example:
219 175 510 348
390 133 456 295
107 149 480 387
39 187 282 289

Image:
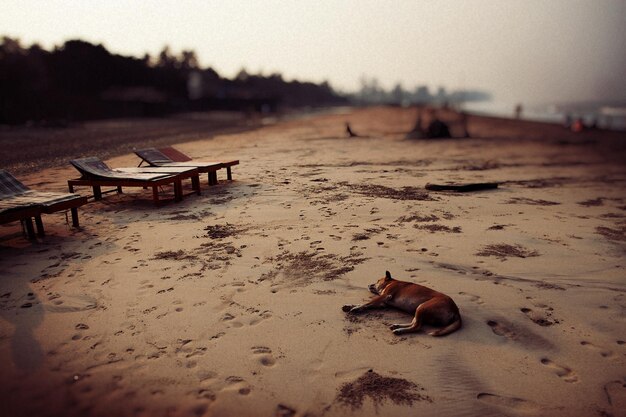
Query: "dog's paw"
342 305 354 312
389 324 403 330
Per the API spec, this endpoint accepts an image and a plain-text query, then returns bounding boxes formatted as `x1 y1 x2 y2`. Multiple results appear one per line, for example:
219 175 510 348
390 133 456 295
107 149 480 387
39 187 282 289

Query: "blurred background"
1 0 625 129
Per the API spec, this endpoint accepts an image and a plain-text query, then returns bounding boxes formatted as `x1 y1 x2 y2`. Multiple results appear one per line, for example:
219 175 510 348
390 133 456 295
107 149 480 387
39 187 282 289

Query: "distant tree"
434 86 447 104
157 46 177 68
179 50 199 71
235 68 250 82
412 86 432 103
391 83 406 104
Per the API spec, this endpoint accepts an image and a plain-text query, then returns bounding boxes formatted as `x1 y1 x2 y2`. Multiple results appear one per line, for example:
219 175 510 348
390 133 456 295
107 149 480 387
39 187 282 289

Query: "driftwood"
425 182 499 192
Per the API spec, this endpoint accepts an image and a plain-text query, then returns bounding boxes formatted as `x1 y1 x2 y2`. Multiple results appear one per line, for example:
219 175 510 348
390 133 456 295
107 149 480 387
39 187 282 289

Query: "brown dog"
342 271 462 336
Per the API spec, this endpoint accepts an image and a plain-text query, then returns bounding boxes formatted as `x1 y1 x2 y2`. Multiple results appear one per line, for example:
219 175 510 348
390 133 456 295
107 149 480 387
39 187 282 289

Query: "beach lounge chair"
0 169 88 238
0 200 40 239
135 147 239 185
68 157 200 206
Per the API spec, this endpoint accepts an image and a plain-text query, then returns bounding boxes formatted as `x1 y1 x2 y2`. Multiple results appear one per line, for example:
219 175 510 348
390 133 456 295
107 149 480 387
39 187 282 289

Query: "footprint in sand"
190 388 215 401
477 393 540 413
137 280 155 296
486 318 553 350
540 358 579 383
197 370 218 384
520 307 555 327
487 320 518 341
580 341 614 358
459 292 485 305
603 380 626 409
223 376 252 395
251 346 277 367
276 404 297 417
221 313 235 321
226 311 272 328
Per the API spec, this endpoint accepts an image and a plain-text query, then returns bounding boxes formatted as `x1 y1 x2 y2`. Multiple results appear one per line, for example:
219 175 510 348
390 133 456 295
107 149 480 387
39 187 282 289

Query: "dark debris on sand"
335 370 431 411
152 250 198 261
596 225 626 242
342 310 386 336
415 224 462 233
577 198 605 207
259 250 369 288
340 182 435 201
505 197 560 206
476 244 539 260
204 223 239 239
397 214 439 223
278 251 367 283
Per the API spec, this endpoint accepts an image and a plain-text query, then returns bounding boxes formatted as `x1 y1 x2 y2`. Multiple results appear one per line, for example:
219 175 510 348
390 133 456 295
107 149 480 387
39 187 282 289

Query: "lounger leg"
227 167 233 181
208 172 218 186
117 186 123 194
71 207 79 227
93 186 102 200
23 218 36 239
35 215 45 237
152 186 160 205
192 175 201 195
68 182 75 193
174 180 183 201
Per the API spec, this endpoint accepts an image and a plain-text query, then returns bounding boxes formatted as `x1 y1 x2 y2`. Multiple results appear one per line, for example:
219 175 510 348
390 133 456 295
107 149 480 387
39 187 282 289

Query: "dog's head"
368 271 394 295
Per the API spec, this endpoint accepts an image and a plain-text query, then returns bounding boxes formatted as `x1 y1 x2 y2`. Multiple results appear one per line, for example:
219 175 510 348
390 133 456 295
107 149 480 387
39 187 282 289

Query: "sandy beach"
1 106 625 417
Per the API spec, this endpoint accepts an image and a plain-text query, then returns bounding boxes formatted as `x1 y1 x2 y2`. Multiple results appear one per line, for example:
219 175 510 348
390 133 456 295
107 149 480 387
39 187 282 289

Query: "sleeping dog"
342 271 462 336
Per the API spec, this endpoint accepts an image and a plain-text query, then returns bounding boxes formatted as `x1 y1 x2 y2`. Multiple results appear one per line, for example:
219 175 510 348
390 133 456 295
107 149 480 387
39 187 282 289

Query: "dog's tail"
428 315 462 337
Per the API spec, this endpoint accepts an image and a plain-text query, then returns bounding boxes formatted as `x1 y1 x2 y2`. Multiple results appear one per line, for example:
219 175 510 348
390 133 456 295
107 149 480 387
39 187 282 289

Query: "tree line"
0 37 346 125
350 76 491 107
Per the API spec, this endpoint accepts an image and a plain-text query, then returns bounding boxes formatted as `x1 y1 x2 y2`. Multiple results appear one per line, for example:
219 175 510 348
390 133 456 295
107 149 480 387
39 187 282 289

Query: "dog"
342 271 462 336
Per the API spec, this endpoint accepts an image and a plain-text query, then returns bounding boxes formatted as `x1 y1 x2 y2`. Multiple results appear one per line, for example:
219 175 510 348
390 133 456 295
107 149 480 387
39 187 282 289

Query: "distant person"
564 113 572 129
515 103 523 119
405 110 426 139
571 118 585 133
459 111 470 137
426 118 451 138
346 123 358 137
411 110 423 133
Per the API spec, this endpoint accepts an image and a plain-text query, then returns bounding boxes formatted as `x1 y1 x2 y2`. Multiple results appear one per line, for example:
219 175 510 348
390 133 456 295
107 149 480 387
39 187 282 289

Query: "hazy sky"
2 0 625 105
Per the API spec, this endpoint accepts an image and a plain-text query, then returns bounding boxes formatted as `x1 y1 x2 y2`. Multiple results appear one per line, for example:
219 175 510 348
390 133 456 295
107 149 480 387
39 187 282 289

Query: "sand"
1 106 625 417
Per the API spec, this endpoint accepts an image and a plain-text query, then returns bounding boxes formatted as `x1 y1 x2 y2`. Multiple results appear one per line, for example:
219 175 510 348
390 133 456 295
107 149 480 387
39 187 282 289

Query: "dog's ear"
385 270 392 280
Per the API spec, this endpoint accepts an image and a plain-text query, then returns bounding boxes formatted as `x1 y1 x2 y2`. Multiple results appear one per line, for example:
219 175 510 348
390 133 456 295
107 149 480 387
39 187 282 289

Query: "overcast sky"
2 0 625 105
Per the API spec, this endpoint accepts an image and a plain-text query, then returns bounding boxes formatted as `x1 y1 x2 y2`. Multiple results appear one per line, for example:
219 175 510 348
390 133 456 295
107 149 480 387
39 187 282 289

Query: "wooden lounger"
135 147 239 185
0 169 88 238
0 204 41 239
68 157 200 206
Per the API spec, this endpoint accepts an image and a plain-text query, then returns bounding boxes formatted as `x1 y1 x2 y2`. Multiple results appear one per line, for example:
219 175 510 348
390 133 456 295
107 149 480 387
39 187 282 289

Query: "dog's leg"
390 298 438 335
389 322 414 331
390 314 422 334
342 294 390 313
